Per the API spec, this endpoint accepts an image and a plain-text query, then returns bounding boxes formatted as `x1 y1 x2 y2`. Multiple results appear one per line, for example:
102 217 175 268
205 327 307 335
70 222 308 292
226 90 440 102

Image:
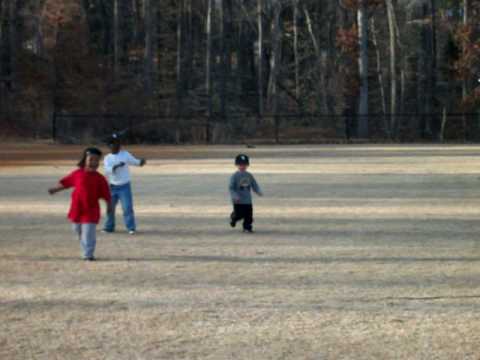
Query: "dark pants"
231 204 253 230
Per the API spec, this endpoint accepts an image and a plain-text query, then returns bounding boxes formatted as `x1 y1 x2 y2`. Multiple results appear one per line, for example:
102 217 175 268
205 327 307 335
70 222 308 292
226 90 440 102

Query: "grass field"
1 144 480 359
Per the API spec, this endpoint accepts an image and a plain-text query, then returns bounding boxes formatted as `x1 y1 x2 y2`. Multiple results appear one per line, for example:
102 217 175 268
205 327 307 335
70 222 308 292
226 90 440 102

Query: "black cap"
235 154 250 165
107 133 121 145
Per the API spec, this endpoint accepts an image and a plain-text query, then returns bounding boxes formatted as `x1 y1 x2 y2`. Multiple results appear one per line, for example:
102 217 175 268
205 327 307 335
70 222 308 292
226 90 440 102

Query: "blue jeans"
73 223 96 259
104 182 136 232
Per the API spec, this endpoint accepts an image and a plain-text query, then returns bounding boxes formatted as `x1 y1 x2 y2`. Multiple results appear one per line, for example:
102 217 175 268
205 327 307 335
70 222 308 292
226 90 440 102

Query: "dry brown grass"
1 145 480 359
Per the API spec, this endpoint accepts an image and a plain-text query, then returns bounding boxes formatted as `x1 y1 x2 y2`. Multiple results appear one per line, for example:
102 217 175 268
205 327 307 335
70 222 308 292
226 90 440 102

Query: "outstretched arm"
126 152 146 167
50 171 75 195
48 183 67 195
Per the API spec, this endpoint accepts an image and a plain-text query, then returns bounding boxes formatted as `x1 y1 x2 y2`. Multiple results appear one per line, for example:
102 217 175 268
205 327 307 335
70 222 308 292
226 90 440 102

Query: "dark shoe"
230 213 236 228
102 229 114 233
83 256 96 261
243 228 253 233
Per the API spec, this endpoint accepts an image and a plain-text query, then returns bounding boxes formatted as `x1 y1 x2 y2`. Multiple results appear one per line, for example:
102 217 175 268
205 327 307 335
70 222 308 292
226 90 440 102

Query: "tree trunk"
184 0 193 90
303 6 320 59
225 0 233 79
430 0 439 139
205 0 213 142
385 0 396 138
400 64 406 119
371 17 388 137
257 0 264 117
0 1 7 117
219 0 227 118
420 4 431 138
304 6 328 115
33 1 44 57
268 2 282 142
357 0 369 138
325 2 337 117
293 0 300 102
133 0 142 47
176 0 184 114
8 0 16 91
393 8 406 123
113 0 121 77
462 0 470 140
144 0 156 95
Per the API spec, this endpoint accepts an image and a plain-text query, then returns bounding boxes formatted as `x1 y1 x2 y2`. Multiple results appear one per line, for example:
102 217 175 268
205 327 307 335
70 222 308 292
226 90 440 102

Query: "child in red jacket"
49 148 112 261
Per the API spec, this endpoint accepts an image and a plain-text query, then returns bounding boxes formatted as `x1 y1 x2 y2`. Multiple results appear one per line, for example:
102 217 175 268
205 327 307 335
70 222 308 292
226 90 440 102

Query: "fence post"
206 116 211 144
274 115 279 143
128 116 133 143
52 111 57 142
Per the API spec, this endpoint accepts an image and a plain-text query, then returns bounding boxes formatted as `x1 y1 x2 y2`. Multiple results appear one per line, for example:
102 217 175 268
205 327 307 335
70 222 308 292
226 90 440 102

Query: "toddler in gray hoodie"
229 154 263 232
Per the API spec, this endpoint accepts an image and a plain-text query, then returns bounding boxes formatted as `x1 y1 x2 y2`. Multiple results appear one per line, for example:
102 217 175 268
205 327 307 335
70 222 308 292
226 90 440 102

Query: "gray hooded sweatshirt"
229 171 262 204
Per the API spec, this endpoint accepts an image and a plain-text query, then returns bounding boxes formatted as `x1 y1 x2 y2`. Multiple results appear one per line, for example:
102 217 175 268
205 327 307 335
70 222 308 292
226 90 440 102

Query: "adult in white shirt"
103 134 146 234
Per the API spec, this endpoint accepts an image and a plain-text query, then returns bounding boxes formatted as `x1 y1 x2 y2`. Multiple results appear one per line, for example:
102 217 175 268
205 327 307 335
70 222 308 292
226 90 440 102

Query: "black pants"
231 204 253 230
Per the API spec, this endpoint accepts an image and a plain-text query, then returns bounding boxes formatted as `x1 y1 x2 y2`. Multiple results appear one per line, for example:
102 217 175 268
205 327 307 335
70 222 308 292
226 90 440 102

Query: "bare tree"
144 0 156 95
8 0 16 91
32 0 45 56
0 0 7 115
219 0 227 117
385 0 396 137
462 0 470 139
430 0 438 139
257 0 264 117
304 5 328 114
293 0 300 101
176 0 185 113
113 0 121 77
371 17 388 135
268 1 282 142
357 0 369 138
206 0 213 141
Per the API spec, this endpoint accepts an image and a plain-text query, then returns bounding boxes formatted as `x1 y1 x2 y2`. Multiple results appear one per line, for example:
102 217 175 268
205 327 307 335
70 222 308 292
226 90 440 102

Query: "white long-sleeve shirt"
104 150 141 185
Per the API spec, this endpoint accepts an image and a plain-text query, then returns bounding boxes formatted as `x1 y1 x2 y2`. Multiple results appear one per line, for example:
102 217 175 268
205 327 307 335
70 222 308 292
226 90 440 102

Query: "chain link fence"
51 112 480 144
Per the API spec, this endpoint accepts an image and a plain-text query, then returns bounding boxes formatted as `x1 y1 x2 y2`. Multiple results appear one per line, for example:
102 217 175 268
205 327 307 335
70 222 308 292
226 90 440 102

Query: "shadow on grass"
3 294 480 314
4 254 480 264
103 220 480 244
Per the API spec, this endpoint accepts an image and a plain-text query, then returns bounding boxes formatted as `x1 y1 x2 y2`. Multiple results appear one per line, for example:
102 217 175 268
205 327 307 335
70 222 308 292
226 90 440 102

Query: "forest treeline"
0 0 479 143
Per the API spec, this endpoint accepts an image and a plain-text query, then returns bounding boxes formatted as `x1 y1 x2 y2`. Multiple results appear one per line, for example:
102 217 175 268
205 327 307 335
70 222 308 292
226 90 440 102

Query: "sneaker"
243 228 254 233
102 229 114 233
230 219 236 228
83 256 96 261
128 230 136 235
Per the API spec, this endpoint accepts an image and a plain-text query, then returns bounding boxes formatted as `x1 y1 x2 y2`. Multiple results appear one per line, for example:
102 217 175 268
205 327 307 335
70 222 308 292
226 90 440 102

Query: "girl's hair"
77 147 102 168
